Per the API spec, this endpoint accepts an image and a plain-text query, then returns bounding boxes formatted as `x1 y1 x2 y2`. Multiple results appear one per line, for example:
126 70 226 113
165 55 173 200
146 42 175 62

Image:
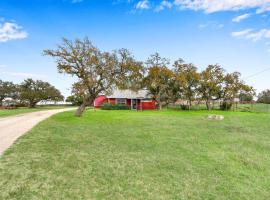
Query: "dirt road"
0 108 75 155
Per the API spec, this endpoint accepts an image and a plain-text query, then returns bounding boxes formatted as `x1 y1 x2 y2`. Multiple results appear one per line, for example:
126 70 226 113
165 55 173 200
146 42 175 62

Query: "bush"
238 106 251 112
180 104 190 110
220 102 232 111
101 103 129 110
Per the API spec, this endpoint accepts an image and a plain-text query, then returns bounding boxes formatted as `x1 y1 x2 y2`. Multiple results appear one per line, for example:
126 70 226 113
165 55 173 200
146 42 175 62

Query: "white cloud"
0 22 27 42
0 64 45 79
0 69 46 78
173 0 270 13
232 29 270 41
198 22 224 29
232 29 253 37
136 0 150 10
232 13 251 23
155 0 173 12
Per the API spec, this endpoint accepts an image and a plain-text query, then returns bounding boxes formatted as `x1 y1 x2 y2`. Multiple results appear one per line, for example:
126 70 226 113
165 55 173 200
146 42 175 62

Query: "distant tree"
173 59 200 109
114 48 145 91
239 92 254 102
257 89 270 104
19 78 63 108
0 80 17 106
44 38 144 116
66 95 83 106
144 53 173 109
199 65 225 110
221 72 254 101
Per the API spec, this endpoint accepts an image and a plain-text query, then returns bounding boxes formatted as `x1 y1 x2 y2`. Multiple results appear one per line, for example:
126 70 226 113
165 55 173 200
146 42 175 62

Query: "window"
142 98 152 102
116 98 126 105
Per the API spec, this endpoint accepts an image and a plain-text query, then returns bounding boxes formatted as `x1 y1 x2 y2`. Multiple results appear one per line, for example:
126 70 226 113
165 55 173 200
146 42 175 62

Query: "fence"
168 102 270 113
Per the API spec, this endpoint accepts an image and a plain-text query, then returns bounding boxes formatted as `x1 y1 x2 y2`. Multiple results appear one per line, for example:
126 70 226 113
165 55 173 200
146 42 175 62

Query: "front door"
131 99 137 110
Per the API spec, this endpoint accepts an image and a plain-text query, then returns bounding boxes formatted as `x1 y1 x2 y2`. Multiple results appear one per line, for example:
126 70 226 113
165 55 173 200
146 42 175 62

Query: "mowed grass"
0 106 74 118
0 110 270 199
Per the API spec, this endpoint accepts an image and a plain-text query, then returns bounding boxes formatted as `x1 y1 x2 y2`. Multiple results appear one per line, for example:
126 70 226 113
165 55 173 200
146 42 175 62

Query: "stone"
207 115 224 120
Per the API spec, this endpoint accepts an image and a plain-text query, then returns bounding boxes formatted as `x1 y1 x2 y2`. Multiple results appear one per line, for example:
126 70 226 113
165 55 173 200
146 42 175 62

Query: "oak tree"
144 53 173 109
173 59 200 109
19 78 63 108
0 80 17 106
257 89 270 104
199 65 224 110
44 38 144 116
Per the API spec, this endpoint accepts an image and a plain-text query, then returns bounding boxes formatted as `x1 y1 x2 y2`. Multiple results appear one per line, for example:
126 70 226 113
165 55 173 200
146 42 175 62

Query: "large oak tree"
144 53 174 109
199 65 225 110
173 59 200 109
44 38 144 116
19 78 63 108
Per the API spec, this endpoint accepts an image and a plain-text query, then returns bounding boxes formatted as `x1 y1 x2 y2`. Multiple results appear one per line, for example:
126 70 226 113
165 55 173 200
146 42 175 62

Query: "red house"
94 89 157 110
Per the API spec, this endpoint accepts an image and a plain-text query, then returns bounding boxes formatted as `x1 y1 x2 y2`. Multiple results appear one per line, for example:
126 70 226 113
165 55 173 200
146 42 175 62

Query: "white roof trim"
107 89 152 99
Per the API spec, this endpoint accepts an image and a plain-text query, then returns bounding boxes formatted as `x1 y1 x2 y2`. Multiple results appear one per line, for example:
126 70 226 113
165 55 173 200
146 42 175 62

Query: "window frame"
116 98 126 105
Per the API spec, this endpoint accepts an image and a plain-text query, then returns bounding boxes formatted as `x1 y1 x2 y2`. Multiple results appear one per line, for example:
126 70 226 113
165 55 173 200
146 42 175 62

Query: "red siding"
142 100 156 110
94 96 107 108
126 99 131 107
108 98 116 104
94 96 157 110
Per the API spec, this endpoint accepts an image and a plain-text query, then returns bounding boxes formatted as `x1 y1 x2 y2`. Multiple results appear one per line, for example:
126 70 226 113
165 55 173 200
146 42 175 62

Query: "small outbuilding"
94 89 157 110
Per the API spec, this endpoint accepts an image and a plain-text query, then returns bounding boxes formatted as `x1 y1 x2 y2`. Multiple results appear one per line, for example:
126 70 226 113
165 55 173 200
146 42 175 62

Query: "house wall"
141 100 156 110
126 99 131 107
108 98 116 104
94 96 157 110
94 96 107 108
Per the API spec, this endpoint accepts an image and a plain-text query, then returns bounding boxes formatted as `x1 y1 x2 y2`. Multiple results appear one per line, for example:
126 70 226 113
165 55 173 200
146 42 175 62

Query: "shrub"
238 106 251 112
180 104 190 110
220 102 232 111
101 103 129 110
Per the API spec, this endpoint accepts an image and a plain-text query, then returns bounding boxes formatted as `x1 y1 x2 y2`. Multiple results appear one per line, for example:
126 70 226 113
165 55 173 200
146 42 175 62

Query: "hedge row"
101 103 130 110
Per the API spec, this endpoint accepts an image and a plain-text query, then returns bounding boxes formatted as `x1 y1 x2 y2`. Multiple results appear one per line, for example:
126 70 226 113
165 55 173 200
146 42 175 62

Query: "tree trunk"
75 102 86 117
158 101 162 110
188 99 192 110
29 101 36 108
206 100 211 110
74 97 94 117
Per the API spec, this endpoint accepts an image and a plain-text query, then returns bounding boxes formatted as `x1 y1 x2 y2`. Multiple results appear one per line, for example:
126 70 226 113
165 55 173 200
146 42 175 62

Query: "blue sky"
0 0 270 97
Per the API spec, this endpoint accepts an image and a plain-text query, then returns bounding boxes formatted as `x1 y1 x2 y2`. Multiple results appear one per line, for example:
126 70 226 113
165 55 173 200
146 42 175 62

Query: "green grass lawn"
0 106 74 118
0 110 270 199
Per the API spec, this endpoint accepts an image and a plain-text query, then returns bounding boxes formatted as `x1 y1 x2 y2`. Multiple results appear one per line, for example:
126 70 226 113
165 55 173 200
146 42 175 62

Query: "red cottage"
94 89 157 110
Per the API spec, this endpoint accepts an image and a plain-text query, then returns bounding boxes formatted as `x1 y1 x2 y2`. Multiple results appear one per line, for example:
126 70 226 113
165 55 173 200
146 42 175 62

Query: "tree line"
43 37 270 117
0 78 63 108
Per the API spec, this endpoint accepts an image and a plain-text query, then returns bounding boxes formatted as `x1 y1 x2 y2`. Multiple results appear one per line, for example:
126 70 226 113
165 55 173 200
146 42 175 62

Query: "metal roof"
107 89 151 99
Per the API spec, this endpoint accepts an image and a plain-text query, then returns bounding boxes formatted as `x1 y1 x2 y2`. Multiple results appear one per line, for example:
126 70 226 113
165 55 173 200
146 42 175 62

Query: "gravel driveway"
0 108 75 155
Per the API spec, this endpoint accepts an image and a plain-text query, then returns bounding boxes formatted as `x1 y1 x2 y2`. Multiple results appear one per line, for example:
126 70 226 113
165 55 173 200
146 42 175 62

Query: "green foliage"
0 80 17 105
257 89 270 104
239 93 254 102
180 104 190 110
220 102 233 111
101 103 129 110
174 60 200 107
19 78 64 108
44 38 144 116
66 95 83 106
144 53 174 109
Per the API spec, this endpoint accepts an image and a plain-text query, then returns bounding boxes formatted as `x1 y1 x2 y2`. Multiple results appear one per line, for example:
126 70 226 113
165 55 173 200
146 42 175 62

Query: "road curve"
0 108 75 156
